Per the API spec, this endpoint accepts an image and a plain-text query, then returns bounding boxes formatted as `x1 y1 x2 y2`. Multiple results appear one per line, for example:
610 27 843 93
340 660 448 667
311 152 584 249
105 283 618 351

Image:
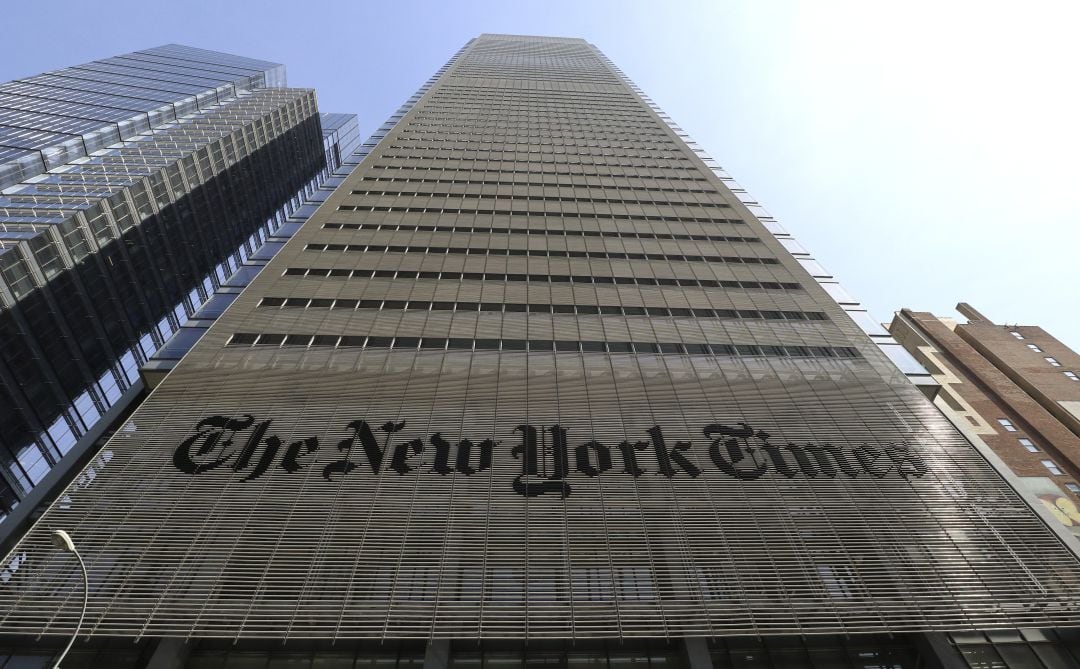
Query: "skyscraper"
2 34 1080 668
0 45 358 535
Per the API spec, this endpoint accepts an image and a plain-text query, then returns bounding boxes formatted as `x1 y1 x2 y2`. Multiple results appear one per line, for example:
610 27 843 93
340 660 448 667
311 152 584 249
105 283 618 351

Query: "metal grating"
2 34 1080 642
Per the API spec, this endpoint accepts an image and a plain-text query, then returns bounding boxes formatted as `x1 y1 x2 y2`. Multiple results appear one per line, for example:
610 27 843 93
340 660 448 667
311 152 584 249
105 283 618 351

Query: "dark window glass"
335 299 359 309
684 344 709 354
623 306 646 316
481 303 503 312
229 333 257 346
577 305 600 315
339 336 367 347
659 343 685 354
447 338 473 350
366 336 393 347
431 302 455 310
736 345 763 356
395 337 421 349
373 270 395 278
581 341 606 352
284 334 311 346
692 308 715 317
555 340 580 352
632 342 659 353
256 333 286 346
474 339 501 350
312 335 340 346
383 301 407 309
646 307 670 316
261 297 285 307
709 344 736 355
607 342 632 352
309 299 333 308
553 304 575 314
600 306 623 315
502 339 527 350
529 340 554 351
504 304 527 312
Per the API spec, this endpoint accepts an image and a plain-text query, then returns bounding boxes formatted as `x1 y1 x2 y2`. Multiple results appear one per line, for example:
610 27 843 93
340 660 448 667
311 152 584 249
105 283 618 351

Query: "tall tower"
3 34 1080 667
0 45 358 532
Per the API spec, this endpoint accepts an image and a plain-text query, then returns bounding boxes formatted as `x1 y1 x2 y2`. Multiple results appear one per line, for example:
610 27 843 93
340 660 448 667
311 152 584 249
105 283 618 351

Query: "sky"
3 0 1078 348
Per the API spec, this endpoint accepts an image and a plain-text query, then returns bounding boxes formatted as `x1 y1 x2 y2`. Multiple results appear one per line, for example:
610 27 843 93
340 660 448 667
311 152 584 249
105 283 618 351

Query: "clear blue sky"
4 0 1078 348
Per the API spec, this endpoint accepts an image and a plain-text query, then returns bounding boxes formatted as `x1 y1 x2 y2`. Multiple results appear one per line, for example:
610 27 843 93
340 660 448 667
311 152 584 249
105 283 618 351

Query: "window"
1010 331 1025 340
1019 438 1039 453
1045 357 1062 367
997 418 1018 432
1066 483 1080 494
1065 371 1079 381
1042 460 1064 475
1026 343 1043 353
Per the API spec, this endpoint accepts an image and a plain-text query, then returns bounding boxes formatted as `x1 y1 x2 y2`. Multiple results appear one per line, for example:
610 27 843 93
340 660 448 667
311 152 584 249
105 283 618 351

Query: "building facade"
890 303 1080 534
2 35 1080 668
0 45 358 540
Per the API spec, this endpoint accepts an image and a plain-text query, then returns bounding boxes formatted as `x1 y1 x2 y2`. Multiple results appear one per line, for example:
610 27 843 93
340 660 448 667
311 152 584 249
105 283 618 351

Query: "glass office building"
0 45 358 535
2 35 1080 668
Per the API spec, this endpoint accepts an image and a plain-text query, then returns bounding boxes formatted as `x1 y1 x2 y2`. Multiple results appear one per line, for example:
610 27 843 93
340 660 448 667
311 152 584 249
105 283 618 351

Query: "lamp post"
49 530 88 669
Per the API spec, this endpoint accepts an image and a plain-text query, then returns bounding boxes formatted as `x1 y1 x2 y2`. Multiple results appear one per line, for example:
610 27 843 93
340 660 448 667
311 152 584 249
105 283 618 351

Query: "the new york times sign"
173 415 929 497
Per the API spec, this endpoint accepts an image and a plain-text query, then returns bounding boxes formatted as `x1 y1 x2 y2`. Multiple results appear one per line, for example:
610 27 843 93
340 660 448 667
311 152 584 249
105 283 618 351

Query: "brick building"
890 303 1080 531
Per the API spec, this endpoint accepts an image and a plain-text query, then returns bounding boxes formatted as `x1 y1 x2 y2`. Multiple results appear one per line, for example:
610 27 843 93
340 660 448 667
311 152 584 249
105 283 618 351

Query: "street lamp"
49 529 88 669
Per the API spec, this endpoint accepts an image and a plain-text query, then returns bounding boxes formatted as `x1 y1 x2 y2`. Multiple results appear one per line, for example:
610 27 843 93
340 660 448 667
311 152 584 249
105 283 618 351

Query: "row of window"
1022 342 1077 377
257 297 829 320
406 115 665 127
348 189 726 210
321 222 759 244
997 419 1072 479
369 164 710 182
281 267 803 291
381 147 691 164
358 176 717 194
399 128 676 143
336 204 740 226
377 154 696 170
304 243 778 266
227 333 861 358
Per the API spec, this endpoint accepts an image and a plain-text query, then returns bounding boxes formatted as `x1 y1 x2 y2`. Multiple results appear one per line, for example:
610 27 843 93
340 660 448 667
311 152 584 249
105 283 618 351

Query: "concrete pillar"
681 637 712 669
916 633 967 669
423 638 450 669
146 637 191 669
